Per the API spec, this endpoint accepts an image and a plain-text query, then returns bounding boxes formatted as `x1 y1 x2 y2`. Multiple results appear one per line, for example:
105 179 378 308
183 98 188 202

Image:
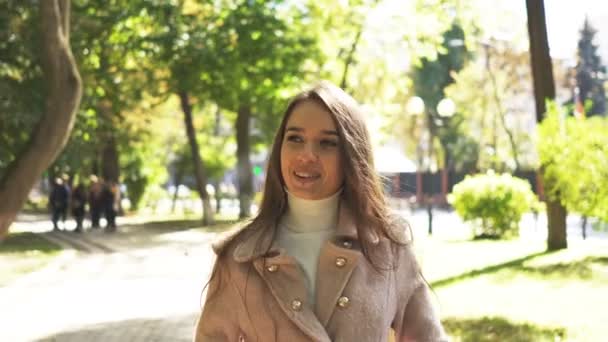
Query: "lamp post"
406 96 425 205
407 96 436 235
407 96 455 236
436 98 455 204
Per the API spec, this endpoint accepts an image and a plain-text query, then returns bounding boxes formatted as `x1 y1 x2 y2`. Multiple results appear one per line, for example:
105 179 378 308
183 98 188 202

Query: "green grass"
424 239 608 341
0 232 63 286
443 316 565 342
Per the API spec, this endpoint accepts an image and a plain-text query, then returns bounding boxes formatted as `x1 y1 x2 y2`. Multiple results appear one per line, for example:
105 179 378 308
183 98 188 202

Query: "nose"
297 143 318 163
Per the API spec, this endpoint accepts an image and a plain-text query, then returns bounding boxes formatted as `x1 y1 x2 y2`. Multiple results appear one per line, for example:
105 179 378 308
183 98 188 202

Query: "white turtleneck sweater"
275 190 341 303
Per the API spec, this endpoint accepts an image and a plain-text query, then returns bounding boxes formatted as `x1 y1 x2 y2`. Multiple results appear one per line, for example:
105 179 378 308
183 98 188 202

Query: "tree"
0 0 82 239
526 0 567 250
200 1 318 218
445 39 535 172
410 22 471 172
144 1 219 224
69 0 164 191
574 18 607 117
0 2 45 177
168 105 236 214
538 103 608 226
1 0 162 210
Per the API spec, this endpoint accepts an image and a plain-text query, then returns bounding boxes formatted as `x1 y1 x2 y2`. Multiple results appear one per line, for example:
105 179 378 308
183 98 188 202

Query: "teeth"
295 172 316 178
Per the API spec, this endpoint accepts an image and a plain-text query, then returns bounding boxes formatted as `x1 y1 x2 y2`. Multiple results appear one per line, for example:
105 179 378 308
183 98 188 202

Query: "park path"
1 215 221 342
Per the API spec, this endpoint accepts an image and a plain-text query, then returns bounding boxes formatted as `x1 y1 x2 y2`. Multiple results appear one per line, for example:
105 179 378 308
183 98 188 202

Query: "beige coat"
195 204 447 341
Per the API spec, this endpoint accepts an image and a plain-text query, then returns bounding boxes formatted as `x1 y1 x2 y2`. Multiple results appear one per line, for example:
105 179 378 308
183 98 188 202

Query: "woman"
195 81 447 341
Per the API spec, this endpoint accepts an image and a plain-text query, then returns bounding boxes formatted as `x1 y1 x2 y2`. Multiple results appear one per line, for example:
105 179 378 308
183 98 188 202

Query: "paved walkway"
1 215 222 342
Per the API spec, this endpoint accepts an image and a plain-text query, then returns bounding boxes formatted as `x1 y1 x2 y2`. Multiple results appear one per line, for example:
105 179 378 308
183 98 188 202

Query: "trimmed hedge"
449 171 539 239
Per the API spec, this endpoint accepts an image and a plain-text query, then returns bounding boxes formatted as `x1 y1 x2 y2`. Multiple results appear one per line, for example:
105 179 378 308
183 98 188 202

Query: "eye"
320 139 338 148
286 134 303 143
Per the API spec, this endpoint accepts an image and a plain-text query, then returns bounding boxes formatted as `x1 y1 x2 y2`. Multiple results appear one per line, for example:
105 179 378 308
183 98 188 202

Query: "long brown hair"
246 80 404 268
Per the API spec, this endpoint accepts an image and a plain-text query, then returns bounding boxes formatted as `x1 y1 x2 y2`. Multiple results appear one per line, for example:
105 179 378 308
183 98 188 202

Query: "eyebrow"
286 126 339 136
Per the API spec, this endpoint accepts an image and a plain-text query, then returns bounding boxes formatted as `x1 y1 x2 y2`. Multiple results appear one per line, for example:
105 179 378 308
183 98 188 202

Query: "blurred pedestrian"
49 177 69 231
101 180 120 232
71 182 87 232
88 175 103 228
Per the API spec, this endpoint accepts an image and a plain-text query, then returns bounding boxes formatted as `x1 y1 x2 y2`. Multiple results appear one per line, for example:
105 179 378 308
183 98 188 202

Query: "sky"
414 0 608 63
487 0 608 62
545 0 608 62
363 0 608 67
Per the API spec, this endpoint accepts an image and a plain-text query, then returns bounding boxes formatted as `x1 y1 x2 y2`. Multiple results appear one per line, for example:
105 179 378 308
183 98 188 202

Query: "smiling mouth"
293 171 320 181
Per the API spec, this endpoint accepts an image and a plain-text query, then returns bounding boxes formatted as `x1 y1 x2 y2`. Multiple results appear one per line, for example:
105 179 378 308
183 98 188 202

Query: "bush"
448 171 539 239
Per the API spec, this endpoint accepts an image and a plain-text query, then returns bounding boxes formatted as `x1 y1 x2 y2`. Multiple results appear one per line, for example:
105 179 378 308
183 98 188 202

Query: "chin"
286 187 315 199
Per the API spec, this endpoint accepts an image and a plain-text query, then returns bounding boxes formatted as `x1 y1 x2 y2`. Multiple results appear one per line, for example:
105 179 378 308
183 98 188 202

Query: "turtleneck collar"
281 189 342 233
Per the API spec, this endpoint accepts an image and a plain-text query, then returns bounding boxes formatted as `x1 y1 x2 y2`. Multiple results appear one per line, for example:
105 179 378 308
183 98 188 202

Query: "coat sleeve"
391 245 448 342
194 258 242 342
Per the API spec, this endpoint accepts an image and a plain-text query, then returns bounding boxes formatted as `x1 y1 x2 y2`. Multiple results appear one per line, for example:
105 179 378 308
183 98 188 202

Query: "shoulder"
380 211 421 273
210 222 251 256
384 211 413 245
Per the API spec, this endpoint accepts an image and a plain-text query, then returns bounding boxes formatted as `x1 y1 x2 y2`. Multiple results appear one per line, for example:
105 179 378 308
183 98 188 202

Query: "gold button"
291 299 302 311
335 257 347 267
337 296 350 308
266 264 278 272
342 241 353 249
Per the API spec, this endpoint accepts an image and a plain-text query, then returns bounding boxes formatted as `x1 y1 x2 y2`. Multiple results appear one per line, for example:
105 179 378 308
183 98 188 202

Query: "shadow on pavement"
431 250 552 288
516 256 608 280
35 313 198 342
139 218 239 232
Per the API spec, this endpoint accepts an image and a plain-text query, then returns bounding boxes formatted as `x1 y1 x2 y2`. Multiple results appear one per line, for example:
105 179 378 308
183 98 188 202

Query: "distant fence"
381 170 542 204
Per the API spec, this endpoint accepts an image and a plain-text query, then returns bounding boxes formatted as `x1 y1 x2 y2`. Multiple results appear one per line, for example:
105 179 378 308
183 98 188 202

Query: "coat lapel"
252 255 331 342
314 240 362 326
314 203 374 326
232 227 331 341
230 201 377 340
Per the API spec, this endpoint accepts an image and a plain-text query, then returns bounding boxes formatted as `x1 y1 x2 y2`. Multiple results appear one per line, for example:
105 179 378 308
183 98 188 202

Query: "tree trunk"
213 180 222 214
179 91 214 225
426 201 433 235
0 0 82 240
171 166 183 214
526 0 556 121
212 108 223 214
547 198 567 250
526 0 567 250
97 100 119 183
101 136 120 183
236 105 253 218
581 216 587 240
485 50 521 170
340 28 363 91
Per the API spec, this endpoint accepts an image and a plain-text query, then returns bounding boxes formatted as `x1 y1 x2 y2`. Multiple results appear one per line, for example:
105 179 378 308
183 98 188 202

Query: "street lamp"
407 96 457 235
437 98 456 118
407 96 426 211
436 97 455 215
406 96 425 116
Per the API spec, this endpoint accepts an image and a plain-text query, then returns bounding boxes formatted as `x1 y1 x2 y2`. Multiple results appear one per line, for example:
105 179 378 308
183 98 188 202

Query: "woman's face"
280 100 344 200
